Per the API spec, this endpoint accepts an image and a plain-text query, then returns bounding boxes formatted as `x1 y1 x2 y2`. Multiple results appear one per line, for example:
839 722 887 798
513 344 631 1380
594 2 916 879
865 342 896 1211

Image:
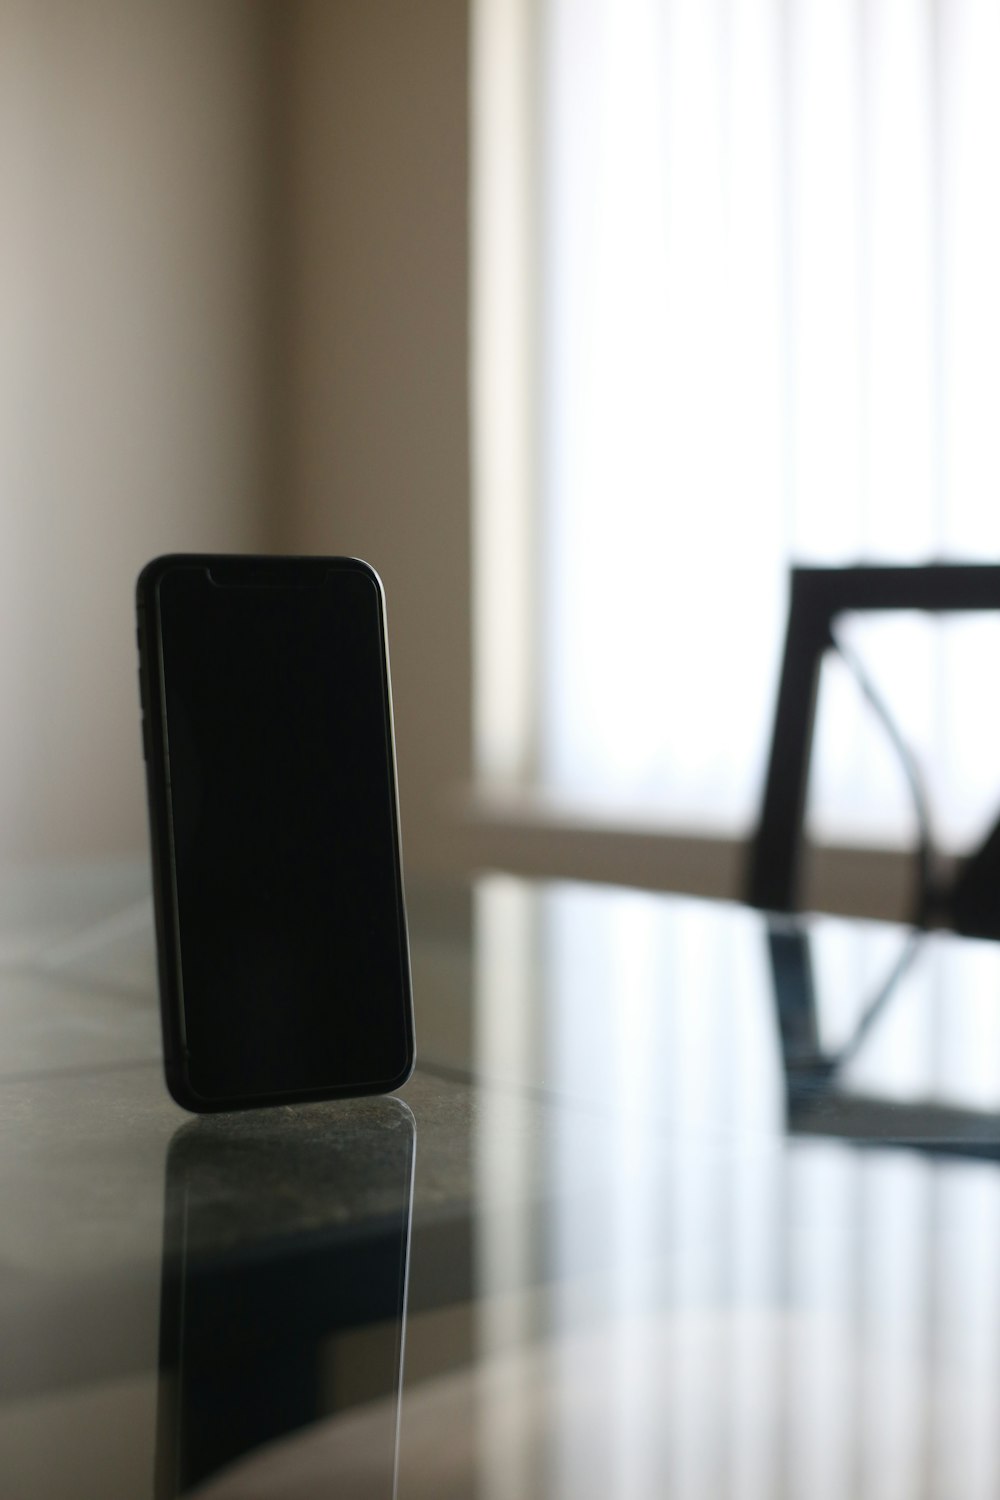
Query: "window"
473 0 1000 892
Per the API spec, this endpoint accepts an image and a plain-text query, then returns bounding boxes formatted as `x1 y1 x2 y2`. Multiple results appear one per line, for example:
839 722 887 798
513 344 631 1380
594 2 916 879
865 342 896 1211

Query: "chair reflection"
768 921 1000 1160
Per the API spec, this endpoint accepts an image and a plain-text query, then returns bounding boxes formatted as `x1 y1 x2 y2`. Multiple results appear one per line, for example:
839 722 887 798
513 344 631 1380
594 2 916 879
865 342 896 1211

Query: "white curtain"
540 0 1000 849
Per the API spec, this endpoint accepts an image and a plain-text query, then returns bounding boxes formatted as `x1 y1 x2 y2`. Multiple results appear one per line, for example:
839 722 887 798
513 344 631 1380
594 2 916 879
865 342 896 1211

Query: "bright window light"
476 0 1000 849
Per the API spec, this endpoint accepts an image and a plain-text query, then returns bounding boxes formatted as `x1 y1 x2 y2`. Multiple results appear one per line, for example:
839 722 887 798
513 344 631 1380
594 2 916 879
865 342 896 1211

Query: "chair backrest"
745 563 1000 938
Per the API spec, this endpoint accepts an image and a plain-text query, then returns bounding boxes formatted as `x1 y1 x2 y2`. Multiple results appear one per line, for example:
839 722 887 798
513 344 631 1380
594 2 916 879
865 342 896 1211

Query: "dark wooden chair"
745 563 1000 939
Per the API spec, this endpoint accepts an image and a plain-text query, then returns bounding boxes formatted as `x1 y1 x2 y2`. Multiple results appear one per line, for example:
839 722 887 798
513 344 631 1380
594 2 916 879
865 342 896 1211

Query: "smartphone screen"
156 1101 414 1498
142 556 412 1107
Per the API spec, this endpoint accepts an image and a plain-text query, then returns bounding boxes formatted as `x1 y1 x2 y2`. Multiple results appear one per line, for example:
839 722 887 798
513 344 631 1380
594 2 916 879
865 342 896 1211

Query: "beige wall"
0 0 277 857
0 1 472 879
279 0 472 878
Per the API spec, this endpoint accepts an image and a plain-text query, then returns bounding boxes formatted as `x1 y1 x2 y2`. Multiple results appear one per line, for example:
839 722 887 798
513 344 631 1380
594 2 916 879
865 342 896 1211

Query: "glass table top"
3 864 1000 1498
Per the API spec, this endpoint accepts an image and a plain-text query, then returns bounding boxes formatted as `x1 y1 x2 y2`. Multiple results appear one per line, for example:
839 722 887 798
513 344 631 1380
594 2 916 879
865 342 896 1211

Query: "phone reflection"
156 1098 414 1499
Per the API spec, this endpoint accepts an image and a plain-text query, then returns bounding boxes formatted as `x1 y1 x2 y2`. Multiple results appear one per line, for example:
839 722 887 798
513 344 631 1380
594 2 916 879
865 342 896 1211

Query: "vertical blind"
538 0 1000 848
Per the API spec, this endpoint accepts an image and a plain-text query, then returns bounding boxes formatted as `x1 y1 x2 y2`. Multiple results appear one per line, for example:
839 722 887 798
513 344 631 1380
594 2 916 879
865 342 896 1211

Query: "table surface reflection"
3 864 1000 1498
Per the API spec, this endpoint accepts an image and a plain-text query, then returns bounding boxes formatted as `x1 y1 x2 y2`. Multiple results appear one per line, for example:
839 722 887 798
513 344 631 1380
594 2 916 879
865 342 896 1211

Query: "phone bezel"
136 552 415 1112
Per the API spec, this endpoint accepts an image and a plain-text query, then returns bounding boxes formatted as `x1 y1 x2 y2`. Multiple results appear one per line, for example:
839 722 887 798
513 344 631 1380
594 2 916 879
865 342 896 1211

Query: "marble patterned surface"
5 866 1000 1498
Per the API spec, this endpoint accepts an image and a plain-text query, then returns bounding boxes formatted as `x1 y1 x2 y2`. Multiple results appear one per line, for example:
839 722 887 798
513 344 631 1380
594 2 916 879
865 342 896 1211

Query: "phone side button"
140 717 149 761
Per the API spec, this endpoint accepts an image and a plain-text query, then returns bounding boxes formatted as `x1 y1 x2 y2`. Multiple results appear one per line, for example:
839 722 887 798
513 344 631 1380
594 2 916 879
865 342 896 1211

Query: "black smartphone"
136 554 414 1112
156 1100 415 1498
